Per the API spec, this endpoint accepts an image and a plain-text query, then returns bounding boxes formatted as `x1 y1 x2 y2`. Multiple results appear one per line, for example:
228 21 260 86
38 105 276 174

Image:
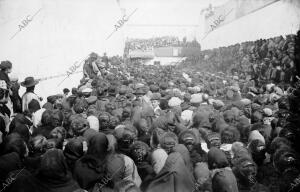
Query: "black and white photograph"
0 0 300 191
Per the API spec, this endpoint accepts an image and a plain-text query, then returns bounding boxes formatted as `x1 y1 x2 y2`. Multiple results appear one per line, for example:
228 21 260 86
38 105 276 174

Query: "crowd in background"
183 34 297 88
125 36 181 51
0 30 299 192
124 36 201 56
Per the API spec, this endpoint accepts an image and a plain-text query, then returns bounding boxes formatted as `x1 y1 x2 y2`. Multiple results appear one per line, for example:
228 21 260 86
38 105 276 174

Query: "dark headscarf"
9 113 33 133
192 112 211 129
63 137 85 172
86 133 108 159
73 133 108 190
146 152 194 192
37 149 71 183
1 133 27 159
11 124 30 143
9 149 81 192
160 132 178 154
208 147 229 169
0 152 22 184
172 144 193 172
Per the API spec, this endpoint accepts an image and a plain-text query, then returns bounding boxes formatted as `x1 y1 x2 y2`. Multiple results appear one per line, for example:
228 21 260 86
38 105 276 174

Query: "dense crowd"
125 36 181 51
124 36 201 56
183 34 297 88
0 31 299 192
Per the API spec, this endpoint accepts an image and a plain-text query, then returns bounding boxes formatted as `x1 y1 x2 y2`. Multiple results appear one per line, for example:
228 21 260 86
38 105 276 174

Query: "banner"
203 0 280 35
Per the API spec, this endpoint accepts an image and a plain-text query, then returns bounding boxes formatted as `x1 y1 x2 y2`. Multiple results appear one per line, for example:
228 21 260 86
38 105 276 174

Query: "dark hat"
73 99 89 114
150 84 159 92
221 126 240 144
151 93 161 100
160 132 178 153
108 86 118 95
119 85 127 95
273 146 299 172
86 96 97 104
28 99 41 112
21 77 39 87
205 132 221 149
71 87 78 94
130 141 150 162
208 147 229 169
179 129 197 144
47 95 57 104
134 88 146 96
0 60 12 70
159 82 168 90
269 137 292 155
71 115 89 134
63 88 70 93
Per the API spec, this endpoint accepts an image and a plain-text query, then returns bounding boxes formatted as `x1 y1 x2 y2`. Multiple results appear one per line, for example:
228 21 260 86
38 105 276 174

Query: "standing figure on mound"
0 61 15 115
21 76 41 112
102 52 109 69
83 52 102 80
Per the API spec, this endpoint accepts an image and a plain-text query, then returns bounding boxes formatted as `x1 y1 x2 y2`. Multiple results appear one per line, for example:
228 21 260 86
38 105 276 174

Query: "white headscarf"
151 148 168 174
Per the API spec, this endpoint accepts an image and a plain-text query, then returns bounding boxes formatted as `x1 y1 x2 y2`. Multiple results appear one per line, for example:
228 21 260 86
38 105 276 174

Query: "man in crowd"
21 76 41 112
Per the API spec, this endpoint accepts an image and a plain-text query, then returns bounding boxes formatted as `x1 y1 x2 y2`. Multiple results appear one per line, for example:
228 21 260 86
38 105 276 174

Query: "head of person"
160 132 178 154
73 99 89 114
89 52 98 62
207 147 229 169
135 118 150 136
70 115 90 136
28 99 41 114
114 125 137 154
130 141 150 164
11 124 30 144
194 162 211 192
71 87 78 95
21 76 39 92
28 135 48 157
63 88 70 96
179 129 198 152
0 60 12 74
37 149 71 183
63 137 85 170
0 81 9 104
2 133 29 159
235 157 257 184
87 133 108 160
151 148 168 175
205 132 221 149
151 97 160 109
98 112 111 131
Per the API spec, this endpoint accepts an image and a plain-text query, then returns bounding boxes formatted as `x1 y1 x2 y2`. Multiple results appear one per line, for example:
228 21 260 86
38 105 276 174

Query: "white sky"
0 0 299 99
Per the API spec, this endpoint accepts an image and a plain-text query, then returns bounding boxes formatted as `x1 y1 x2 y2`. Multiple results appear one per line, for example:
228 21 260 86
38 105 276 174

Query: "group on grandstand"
0 31 299 192
124 36 201 55
183 34 296 86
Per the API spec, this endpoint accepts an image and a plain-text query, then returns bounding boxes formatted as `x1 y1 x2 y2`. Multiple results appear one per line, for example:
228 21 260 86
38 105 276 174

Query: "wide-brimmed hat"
21 77 39 87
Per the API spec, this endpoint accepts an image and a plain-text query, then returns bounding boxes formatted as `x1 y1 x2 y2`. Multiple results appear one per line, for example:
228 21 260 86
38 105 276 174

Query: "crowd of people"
0 31 299 192
125 36 181 52
183 34 297 88
124 36 201 56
